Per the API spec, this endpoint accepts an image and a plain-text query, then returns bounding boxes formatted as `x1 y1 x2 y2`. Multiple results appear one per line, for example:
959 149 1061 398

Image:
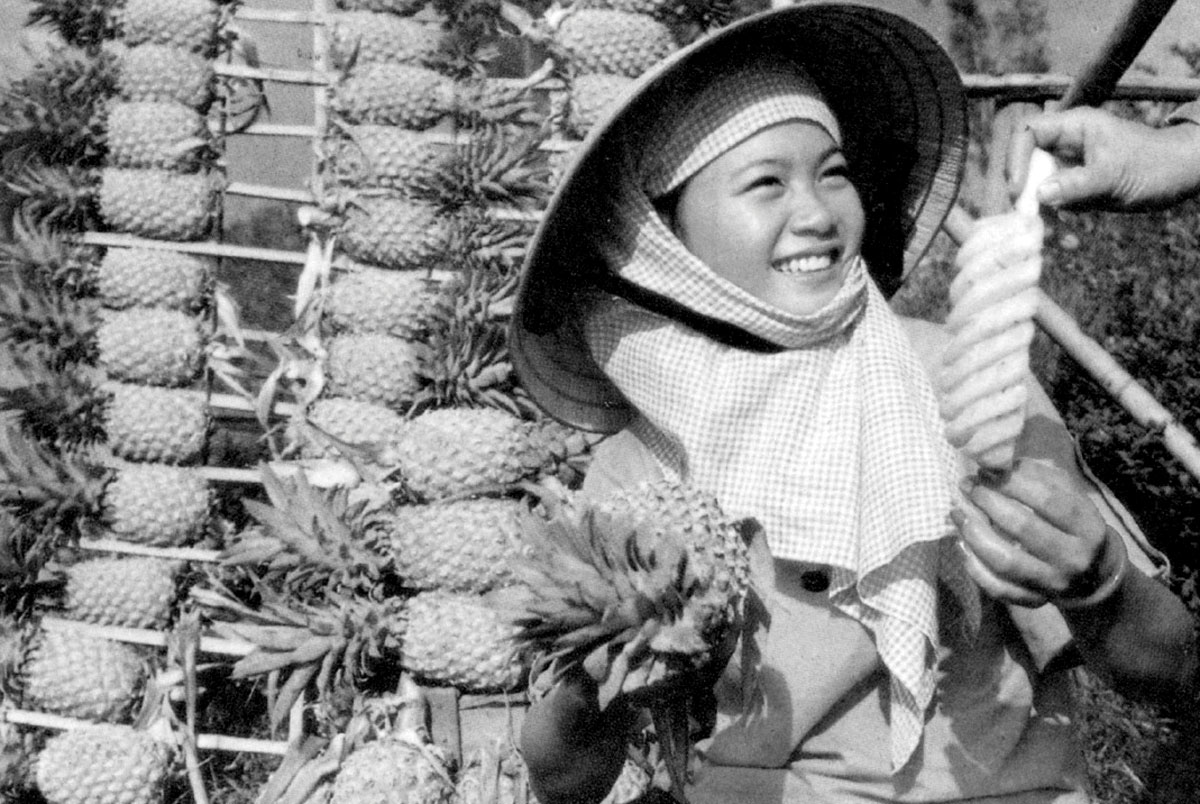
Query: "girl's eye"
745 174 784 192
821 161 852 185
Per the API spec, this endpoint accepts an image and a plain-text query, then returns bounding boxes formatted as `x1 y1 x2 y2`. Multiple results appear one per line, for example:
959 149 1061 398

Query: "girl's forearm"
1061 568 1198 702
521 679 633 804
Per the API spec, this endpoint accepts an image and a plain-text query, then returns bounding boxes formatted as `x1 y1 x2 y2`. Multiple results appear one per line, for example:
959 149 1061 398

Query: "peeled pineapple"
104 383 209 464
328 12 445 67
15 628 148 722
106 101 207 171
552 9 677 77
323 266 435 337
392 407 551 500
103 462 211 546
36 723 171 804
382 497 525 594
96 308 205 386
400 590 527 692
338 196 450 269
116 43 214 107
119 0 221 52
99 168 219 241
60 557 180 629
324 333 426 409
331 126 456 194
95 247 214 311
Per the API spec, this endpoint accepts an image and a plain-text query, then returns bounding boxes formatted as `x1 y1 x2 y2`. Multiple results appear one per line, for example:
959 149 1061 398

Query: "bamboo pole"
38 617 254 656
80 538 222 563
0 709 291 756
215 62 329 86
81 232 308 265
211 391 298 419
225 182 315 204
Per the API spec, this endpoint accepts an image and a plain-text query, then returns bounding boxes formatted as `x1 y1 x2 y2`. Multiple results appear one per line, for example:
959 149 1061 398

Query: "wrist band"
1055 527 1129 611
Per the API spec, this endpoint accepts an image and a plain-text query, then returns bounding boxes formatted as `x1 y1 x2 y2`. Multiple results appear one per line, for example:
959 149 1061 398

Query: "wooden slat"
80 538 222 563
39 617 254 656
81 232 308 265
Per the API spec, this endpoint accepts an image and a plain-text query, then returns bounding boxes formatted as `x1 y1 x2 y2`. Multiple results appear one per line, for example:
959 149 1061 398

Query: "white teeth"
774 254 833 274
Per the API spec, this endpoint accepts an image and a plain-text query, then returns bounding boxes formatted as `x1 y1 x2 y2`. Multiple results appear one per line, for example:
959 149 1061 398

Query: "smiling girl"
508 5 1197 803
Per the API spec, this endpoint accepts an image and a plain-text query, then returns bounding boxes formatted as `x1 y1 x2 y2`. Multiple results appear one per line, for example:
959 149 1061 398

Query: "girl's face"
671 121 865 317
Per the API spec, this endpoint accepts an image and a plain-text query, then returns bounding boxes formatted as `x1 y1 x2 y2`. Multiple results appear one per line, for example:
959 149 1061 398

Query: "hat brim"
512 2 967 433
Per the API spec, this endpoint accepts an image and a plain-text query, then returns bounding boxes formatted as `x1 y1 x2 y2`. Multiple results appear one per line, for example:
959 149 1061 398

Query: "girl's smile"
669 120 866 316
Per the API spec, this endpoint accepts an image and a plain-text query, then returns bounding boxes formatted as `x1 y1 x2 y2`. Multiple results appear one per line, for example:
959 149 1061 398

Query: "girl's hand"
953 458 1123 608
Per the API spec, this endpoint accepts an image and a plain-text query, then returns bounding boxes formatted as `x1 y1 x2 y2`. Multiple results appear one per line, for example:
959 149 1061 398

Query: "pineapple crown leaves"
25 0 122 51
3 161 100 233
0 45 115 169
235 465 395 596
506 500 735 709
410 264 537 417
445 123 553 208
0 424 112 540
0 272 101 372
0 208 100 296
0 353 107 450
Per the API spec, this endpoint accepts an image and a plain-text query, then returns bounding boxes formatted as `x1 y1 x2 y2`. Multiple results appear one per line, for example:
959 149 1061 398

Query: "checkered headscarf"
582 59 981 772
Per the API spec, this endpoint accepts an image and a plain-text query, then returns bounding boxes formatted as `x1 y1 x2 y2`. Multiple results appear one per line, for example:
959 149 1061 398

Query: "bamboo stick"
81 232 308 265
0 709 290 756
38 617 254 656
211 391 298 418
79 538 222 563
215 62 329 86
942 209 1200 482
225 182 315 204
222 122 321 138
234 7 326 24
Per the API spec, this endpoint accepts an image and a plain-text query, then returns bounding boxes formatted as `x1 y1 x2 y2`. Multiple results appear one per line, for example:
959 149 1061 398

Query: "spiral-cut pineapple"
939 149 1055 472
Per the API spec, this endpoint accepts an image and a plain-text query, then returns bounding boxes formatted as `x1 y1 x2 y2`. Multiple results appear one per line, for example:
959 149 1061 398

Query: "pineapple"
95 247 214 311
106 101 207 171
117 43 214 108
98 168 219 240
119 0 220 52
381 497 525 594
392 407 551 500
104 383 209 464
59 557 180 629
552 9 677 78
0 428 209 548
509 480 755 795
14 628 147 722
512 480 751 694
323 266 436 337
324 333 426 409
400 590 527 692
328 12 445 68
330 692 455 804
332 63 453 128
103 462 211 546
330 126 456 194
96 308 205 386
566 72 635 138
338 196 450 269
35 723 171 804
287 397 407 463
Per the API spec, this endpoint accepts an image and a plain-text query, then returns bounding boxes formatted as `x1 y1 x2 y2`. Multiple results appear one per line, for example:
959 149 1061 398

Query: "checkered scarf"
582 60 981 772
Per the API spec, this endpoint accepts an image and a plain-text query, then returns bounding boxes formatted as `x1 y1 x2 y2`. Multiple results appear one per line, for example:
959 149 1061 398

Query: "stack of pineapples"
0 0 235 801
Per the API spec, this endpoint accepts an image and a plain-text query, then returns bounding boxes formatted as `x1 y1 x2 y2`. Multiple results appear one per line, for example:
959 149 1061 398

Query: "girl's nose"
786 186 836 235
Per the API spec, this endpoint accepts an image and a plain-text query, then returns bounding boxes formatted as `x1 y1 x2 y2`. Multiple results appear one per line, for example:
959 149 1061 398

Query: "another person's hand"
1008 107 1200 211
953 458 1125 609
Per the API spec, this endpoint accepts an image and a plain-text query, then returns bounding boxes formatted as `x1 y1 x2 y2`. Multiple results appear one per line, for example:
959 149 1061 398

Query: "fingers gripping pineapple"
509 480 766 798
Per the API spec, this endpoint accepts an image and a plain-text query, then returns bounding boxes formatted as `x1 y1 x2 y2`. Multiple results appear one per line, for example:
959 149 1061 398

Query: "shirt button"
800 570 830 593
